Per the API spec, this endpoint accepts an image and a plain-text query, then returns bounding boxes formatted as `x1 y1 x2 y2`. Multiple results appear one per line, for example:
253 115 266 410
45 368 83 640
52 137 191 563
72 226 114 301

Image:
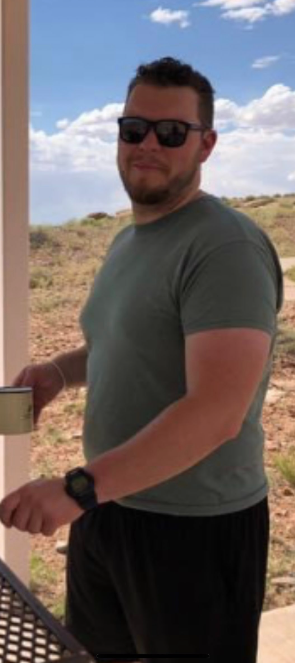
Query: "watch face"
72 475 90 495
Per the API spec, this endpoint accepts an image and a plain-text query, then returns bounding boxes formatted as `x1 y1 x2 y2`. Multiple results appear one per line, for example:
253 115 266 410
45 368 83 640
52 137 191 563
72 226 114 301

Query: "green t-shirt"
80 194 284 516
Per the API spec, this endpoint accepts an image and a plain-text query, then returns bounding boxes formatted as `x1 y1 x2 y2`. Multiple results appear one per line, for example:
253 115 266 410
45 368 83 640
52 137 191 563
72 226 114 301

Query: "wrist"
64 467 98 511
50 360 67 390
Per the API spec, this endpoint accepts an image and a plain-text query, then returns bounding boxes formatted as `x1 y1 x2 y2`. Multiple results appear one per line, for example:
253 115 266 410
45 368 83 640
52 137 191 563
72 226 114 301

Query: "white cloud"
215 85 295 131
31 168 129 225
56 118 69 129
195 0 295 23
203 129 295 197
30 102 128 223
31 102 124 176
30 88 295 224
272 0 295 15
252 55 281 68
222 6 272 23
149 7 191 28
195 0 263 8
214 99 240 129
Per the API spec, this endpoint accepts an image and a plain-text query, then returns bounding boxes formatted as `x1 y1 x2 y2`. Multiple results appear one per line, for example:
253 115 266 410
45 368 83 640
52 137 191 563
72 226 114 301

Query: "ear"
200 129 218 163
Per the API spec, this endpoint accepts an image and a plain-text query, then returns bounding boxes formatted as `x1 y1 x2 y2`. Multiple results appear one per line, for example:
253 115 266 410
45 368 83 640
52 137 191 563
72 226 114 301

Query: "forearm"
86 394 237 504
53 345 88 387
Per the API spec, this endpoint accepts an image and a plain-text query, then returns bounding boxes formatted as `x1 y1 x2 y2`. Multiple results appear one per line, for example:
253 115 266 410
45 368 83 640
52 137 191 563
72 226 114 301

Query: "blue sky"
30 0 295 224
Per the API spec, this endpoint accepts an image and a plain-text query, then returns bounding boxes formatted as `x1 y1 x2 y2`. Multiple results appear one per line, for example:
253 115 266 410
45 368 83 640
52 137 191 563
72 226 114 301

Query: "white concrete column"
0 0 29 584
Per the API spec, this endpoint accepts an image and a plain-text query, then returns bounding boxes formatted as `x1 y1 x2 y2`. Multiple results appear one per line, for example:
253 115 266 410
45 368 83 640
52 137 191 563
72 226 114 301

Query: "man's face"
117 84 216 206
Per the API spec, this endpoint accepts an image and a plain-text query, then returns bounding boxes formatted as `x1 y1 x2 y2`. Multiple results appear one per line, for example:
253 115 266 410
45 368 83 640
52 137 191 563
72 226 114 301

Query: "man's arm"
0 327 272 535
53 344 88 387
85 327 271 504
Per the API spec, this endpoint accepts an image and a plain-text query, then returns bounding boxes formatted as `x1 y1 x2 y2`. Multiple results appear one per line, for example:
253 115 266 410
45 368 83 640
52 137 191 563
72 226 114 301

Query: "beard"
118 158 200 206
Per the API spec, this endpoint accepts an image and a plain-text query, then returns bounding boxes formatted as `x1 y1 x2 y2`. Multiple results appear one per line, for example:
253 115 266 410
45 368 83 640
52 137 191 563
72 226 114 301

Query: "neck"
132 186 206 226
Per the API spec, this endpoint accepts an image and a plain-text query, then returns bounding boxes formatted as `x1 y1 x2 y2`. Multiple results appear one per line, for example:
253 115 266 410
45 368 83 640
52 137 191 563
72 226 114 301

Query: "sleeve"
178 240 280 337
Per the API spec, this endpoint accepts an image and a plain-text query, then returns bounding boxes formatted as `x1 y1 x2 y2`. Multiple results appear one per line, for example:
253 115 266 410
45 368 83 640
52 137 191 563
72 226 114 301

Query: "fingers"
0 487 55 535
33 399 42 426
12 369 27 388
8 502 33 532
11 367 39 425
0 478 78 538
12 366 33 388
41 517 57 537
1 500 52 535
0 491 21 528
26 509 44 535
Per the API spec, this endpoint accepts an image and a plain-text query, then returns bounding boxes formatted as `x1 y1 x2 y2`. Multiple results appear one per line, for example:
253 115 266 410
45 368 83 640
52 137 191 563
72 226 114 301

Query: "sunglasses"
118 116 207 148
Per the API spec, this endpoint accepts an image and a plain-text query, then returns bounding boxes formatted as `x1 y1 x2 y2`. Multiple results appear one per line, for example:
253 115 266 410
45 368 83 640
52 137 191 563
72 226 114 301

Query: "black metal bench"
0 558 94 662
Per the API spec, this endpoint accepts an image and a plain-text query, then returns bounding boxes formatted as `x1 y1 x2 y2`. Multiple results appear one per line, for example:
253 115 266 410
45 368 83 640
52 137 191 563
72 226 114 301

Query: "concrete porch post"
0 0 30 584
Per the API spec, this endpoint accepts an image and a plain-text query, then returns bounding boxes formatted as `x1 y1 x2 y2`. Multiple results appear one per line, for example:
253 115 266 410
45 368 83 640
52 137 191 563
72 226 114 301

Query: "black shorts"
65 497 269 663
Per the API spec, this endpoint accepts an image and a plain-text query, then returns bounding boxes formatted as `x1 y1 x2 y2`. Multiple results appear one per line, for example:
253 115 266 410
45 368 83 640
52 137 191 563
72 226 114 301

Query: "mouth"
131 162 165 171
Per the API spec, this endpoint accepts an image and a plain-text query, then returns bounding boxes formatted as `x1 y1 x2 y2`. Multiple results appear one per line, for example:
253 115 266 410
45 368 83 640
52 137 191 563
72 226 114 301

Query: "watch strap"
64 467 98 511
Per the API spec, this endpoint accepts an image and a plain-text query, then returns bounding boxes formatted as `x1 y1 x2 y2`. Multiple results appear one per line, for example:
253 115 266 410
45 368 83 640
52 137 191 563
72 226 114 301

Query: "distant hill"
225 194 295 258
114 194 295 256
30 193 295 291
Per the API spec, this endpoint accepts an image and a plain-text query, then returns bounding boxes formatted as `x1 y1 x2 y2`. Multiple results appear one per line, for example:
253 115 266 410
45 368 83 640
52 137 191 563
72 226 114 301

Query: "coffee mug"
0 387 33 435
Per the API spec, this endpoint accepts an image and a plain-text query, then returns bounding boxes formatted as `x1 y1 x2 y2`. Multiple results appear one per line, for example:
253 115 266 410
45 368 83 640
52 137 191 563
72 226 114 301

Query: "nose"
139 126 160 150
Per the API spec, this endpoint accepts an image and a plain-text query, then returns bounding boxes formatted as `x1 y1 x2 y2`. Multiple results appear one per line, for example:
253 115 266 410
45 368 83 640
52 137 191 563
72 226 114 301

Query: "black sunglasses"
118 116 207 148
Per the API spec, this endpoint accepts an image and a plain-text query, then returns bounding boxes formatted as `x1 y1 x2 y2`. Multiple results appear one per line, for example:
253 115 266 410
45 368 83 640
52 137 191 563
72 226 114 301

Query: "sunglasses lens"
119 118 189 147
156 121 187 147
119 119 148 144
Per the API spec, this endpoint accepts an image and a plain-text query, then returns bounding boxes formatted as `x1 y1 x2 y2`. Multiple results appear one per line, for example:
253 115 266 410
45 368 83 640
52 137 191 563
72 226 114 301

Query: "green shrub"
274 325 295 360
285 267 295 282
30 267 53 289
273 452 295 488
80 215 112 227
30 228 61 251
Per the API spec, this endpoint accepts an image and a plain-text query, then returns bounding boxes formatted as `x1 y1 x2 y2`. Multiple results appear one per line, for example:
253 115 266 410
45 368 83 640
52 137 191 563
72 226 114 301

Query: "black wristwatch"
64 467 98 511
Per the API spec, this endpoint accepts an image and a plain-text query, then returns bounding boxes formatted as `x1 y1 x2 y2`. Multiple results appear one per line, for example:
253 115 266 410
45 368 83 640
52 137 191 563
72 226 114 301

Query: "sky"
30 0 295 225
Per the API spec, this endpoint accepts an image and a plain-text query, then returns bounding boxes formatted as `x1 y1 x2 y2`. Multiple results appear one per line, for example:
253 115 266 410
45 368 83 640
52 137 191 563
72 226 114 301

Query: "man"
0 57 283 662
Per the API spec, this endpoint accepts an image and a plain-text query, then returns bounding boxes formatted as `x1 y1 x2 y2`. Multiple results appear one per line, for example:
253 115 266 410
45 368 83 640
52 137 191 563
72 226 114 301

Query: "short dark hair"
127 56 215 129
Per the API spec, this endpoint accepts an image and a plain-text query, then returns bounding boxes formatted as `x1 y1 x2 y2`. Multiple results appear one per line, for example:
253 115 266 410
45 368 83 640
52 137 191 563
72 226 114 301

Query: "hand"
0 477 84 536
13 362 65 427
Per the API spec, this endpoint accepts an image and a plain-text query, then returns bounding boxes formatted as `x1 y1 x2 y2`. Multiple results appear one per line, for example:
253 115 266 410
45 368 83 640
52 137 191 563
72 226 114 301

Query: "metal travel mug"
0 387 33 435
